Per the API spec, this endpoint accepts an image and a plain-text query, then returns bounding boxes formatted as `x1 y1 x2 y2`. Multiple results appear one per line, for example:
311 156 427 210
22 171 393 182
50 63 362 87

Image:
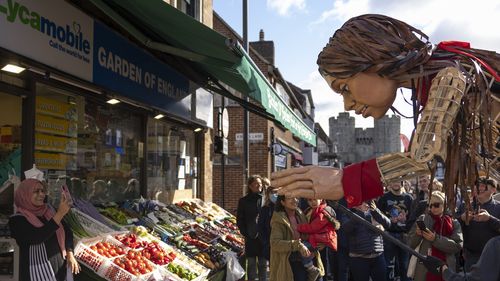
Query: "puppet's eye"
340 84 349 95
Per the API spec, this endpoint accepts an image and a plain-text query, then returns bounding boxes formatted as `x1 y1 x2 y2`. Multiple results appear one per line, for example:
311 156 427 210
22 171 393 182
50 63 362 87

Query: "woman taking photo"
9 179 80 281
269 195 324 281
408 191 462 281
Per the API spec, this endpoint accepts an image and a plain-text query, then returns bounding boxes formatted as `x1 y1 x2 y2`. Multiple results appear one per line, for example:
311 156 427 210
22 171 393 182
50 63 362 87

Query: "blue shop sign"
93 21 191 117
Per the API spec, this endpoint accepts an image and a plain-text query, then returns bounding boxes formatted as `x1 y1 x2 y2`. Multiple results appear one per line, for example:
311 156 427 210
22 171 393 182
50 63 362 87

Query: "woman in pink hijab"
9 179 80 281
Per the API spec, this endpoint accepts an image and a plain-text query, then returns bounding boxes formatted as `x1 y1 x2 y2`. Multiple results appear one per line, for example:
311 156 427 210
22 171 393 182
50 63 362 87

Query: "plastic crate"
137 232 210 278
99 258 155 281
159 259 208 281
74 235 156 281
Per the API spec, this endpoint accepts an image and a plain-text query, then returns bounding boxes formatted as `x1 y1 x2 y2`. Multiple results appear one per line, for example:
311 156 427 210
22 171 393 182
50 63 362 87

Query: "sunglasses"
477 178 496 187
429 202 442 208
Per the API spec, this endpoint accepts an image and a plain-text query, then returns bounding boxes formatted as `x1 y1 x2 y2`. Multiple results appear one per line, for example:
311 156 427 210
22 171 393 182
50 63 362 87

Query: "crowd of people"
237 174 500 281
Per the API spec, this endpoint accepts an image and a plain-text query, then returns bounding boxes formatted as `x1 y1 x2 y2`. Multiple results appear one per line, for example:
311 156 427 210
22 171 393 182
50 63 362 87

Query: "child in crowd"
297 199 340 281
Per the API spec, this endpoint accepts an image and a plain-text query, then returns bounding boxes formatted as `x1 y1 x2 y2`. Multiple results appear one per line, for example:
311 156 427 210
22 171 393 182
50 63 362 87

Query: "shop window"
147 119 197 202
0 92 22 215
35 84 142 204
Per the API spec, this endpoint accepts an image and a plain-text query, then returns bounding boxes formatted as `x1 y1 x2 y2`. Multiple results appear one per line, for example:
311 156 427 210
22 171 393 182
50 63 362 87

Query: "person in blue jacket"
257 184 278 262
342 200 391 281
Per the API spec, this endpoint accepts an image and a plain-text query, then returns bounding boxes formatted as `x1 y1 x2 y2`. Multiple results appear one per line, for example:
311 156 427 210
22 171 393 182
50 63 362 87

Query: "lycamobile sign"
0 0 192 121
0 0 90 56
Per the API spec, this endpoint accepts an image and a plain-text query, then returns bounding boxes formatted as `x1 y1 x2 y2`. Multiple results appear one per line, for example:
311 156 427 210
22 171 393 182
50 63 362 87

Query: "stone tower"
355 127 374 161
329 112 356 164
329 112 401 165
374 115 401 157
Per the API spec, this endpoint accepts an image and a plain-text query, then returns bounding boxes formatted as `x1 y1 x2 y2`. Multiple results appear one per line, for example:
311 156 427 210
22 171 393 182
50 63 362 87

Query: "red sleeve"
296 215 329 234
342 159 384 208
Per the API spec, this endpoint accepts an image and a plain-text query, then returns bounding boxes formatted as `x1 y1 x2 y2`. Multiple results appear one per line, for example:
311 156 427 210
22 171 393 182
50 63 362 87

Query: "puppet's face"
323 72 398 119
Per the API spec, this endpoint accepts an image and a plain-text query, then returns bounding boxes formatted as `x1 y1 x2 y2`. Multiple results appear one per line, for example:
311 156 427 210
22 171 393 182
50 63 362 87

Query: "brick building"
212 13 314 213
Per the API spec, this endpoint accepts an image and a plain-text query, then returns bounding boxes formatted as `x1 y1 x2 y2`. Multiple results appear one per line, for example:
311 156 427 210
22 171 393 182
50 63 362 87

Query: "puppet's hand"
272 166 344 200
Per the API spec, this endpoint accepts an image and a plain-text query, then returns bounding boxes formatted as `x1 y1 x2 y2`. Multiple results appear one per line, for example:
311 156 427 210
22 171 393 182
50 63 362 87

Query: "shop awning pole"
242 0 250 184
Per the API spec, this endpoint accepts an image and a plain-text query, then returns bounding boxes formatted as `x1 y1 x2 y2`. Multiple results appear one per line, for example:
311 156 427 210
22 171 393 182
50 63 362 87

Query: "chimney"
250 29 275 65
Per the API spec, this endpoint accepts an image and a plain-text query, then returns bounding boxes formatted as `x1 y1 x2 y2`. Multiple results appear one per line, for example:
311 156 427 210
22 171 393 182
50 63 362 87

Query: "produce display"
114 233 149 249
112 252 155 276
165 262 199 281
100 207 136 226
90 241 126 258
141 241 176 265
74 198 118 230
72 199 245 281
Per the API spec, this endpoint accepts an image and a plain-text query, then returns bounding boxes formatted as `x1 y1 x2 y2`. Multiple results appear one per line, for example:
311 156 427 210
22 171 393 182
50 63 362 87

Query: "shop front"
0 0 226 280
0 0 211 208
0 1 313 280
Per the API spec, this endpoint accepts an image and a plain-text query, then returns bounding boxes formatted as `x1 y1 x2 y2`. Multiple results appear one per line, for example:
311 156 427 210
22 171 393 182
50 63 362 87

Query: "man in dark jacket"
407 175 431 229
377 181 413 281
459 177 500 271
442 235 500 281
237 175 266 281
257 185 278 261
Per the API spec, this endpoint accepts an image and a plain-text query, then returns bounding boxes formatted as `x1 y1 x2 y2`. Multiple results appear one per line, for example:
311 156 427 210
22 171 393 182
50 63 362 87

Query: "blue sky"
214 0 500 140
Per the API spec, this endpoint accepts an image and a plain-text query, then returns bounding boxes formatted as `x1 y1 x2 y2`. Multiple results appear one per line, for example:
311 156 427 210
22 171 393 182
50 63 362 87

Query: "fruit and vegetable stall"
68 198 245 281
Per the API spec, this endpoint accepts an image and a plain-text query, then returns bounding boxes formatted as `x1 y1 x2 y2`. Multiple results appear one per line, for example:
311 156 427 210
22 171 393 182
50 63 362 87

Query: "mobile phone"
61 185 73 206
416 220 428 232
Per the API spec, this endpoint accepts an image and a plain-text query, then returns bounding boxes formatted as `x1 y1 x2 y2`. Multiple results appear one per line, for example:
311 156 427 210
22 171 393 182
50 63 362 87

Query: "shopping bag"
223 251 245 281
407 242 421 278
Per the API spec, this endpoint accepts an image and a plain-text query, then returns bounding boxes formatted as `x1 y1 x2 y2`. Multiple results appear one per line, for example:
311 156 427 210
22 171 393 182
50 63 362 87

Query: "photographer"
459 177 500 271
407 191 462 281
9 179 80 281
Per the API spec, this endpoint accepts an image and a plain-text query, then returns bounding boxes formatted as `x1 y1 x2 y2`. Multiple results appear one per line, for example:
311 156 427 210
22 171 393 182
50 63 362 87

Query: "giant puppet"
272 14 499 212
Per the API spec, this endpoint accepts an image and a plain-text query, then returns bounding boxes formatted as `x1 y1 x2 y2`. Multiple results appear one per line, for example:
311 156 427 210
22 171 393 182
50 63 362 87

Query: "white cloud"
309 0 500 52
267 0 306 16
311 0 369 25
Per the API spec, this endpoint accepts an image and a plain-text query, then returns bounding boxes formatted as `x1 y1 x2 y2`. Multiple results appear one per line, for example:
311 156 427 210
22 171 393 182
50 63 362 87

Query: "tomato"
127 250 135 259
155 252 164 260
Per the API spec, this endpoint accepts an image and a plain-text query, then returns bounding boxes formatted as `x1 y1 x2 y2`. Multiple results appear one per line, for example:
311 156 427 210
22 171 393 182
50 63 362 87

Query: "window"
147 119 197 201
0 92 22 215
176 0 201 21
35 84 142 204
276 83 290 106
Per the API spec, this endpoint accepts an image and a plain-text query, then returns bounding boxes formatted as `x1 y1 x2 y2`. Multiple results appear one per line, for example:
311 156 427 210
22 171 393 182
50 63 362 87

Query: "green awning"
88 0 316 146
